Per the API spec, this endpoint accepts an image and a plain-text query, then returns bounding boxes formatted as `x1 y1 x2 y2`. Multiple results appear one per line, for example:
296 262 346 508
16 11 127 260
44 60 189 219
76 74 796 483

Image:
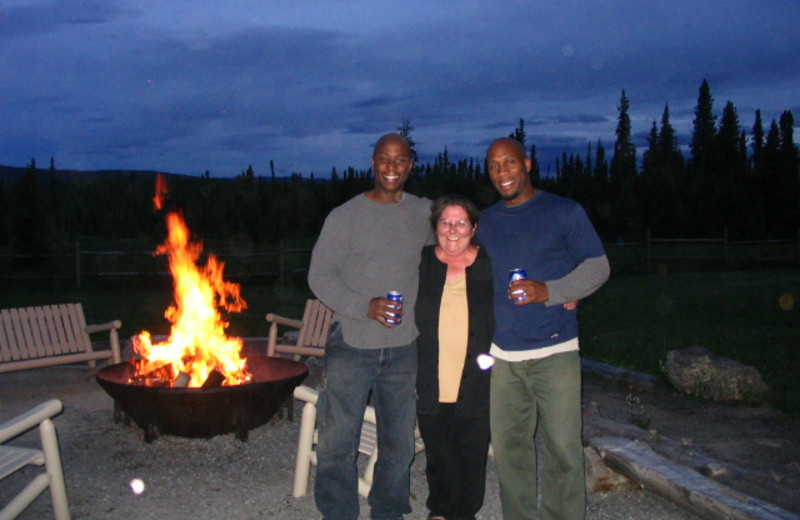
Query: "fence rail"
1 230 798 288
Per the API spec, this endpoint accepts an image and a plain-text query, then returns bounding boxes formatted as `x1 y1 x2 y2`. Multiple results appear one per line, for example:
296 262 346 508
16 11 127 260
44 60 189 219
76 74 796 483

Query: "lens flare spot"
477 354 495 370
130 478 145 495
778 293 795 311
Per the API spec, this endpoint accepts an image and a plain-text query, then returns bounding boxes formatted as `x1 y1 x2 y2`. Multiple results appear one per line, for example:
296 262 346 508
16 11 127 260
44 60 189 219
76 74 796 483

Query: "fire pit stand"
96 355 308 442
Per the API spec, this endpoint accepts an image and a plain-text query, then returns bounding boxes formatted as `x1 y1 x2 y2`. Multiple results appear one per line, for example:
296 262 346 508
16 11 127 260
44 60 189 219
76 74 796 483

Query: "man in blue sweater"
476 138 610 520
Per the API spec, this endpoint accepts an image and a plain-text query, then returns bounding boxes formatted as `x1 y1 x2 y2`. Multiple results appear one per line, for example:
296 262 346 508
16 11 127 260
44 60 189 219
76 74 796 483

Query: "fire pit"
97 175 311 442
96 355 307 442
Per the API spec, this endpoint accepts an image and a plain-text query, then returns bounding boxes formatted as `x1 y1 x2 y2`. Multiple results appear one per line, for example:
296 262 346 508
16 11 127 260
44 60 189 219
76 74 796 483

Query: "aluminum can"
508 268 527 283
508 268 527 302
386 291 403 325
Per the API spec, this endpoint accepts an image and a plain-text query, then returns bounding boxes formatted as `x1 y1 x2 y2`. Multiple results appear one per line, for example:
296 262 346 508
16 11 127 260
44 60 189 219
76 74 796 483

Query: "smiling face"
370 134 413 202
486 138 535 206
436 204 476 257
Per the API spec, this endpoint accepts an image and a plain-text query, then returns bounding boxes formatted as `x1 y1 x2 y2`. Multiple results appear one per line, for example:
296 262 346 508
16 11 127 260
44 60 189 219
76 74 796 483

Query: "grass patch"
579 269 800 417
2 269 798 418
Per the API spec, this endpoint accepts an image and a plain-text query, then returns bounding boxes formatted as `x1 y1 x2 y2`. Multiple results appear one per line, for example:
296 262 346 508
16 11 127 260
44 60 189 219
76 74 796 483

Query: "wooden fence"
1 230 798 288
605 228 800 273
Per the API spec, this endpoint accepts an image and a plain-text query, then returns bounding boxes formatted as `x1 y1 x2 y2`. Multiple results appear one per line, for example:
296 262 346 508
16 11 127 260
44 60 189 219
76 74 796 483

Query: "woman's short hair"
429 194 480 232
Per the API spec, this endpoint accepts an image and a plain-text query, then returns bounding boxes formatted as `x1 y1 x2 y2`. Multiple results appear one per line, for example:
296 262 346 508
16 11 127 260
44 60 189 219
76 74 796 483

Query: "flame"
132 175 250 387
153 173 168 211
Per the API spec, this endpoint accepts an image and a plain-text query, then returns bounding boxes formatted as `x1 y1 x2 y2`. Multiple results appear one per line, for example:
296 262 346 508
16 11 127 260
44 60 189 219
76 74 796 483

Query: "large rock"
665 346 769 403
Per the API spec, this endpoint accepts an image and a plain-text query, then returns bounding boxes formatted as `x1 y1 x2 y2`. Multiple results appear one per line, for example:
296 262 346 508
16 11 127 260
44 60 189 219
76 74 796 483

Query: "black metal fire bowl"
96 355 308 442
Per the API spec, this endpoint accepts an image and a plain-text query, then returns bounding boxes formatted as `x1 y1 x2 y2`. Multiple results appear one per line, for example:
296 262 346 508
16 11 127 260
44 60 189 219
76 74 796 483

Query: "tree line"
1 79 797 261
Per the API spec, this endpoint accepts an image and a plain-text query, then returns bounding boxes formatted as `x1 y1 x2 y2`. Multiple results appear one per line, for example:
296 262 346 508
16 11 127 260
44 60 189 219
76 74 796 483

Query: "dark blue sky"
1 0 798 177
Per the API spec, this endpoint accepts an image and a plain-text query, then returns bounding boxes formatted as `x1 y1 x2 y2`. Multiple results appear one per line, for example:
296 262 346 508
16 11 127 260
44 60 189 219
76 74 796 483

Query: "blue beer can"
508 268 527 283
508 268 527 302
387 291 404 325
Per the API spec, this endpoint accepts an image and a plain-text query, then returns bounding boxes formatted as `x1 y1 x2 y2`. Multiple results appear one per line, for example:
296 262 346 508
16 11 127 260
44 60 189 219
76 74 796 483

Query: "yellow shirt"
437 275 469 403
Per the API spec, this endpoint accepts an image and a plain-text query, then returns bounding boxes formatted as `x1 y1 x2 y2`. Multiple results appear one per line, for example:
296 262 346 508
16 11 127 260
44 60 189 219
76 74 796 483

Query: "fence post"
75 242 81 290
278 240 285 285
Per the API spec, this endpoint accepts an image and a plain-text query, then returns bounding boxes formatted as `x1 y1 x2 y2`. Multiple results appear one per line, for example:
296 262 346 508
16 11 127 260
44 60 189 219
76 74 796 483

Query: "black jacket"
415 244 494 417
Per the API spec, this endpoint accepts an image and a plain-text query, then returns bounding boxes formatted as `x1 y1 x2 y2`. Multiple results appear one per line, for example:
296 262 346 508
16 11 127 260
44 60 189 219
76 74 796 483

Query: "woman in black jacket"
416 195 494 520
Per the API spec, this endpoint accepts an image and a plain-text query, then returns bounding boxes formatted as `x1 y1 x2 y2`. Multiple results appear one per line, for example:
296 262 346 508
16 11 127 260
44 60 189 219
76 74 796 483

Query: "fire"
131 175 250 387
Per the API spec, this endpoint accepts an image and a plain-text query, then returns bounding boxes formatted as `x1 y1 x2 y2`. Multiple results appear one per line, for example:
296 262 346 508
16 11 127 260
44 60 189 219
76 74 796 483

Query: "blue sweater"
476 190 606 351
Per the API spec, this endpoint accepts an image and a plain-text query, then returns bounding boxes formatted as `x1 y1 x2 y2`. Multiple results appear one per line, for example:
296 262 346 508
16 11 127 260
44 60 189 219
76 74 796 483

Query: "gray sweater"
308 193 432 349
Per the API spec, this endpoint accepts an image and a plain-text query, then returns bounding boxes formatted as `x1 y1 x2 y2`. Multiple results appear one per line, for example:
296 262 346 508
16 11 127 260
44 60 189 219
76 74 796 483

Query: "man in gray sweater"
308 133 431 520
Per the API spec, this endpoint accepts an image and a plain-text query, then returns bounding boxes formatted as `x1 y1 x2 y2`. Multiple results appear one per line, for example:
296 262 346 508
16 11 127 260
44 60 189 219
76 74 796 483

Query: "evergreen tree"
529 144 540 185
715 101 747 235
759 120 784 236
777 111 799 235
594 140 608 185
779 111 798 174
659 104 682 169
751 110 764 171
608 90 639 239
659 104 685 234
10 160 50 265
509 118 526 147
396 118 418 162
687 79 718 235
640 120 671 235
690 79 717 171
610 90 637 187
641 121 660 178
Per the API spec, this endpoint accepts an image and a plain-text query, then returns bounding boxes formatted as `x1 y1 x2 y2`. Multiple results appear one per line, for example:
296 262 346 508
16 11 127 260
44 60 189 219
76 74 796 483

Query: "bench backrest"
296 299 334 350
0 303 91 364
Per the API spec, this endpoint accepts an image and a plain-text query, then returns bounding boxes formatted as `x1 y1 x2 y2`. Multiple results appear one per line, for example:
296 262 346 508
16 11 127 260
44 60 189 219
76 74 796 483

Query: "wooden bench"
0 303 121 374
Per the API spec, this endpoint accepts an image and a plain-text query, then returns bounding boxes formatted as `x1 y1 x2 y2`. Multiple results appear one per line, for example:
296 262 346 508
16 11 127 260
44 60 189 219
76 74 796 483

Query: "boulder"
665 346 769 403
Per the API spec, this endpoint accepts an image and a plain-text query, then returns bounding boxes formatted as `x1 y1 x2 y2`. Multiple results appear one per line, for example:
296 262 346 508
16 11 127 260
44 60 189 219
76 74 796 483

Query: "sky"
1 0 798 178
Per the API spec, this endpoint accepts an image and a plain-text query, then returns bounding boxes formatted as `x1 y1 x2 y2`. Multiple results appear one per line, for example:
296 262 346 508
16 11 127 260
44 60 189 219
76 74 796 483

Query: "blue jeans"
314 327 418 520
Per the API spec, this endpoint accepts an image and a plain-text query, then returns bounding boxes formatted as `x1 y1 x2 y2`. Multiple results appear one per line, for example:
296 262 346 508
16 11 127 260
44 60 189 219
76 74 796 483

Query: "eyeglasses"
437 219 472 231
374 155 411 168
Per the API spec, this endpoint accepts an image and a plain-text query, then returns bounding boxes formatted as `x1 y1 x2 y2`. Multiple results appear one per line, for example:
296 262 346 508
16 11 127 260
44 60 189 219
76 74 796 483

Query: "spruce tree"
509 118 526 147
397 118 418 162
751 110 764 171
715 101 747 234
687 79 717 235
777 111 799 235
609 90 639 239
690 79 717 172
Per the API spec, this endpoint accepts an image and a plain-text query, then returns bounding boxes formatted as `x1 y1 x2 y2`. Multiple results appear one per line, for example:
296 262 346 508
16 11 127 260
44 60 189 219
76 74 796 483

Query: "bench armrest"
84 320 122 334
0 399 63 443
84 320 123 364
265 313 303 329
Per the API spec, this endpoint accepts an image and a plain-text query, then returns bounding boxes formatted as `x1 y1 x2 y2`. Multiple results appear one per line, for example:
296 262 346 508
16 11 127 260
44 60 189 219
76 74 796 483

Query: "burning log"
173 371 191 388
202 370 226 388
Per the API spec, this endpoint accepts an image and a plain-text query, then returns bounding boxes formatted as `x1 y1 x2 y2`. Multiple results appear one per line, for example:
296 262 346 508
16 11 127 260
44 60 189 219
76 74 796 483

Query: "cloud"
1 0 798 175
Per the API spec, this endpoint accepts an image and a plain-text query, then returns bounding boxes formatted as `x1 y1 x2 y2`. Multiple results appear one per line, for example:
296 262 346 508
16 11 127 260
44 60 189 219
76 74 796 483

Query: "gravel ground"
0 362 704 520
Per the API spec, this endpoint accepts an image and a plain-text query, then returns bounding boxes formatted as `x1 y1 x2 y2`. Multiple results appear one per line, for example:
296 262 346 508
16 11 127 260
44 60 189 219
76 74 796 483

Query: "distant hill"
0 164 194 184
0 164 322 185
